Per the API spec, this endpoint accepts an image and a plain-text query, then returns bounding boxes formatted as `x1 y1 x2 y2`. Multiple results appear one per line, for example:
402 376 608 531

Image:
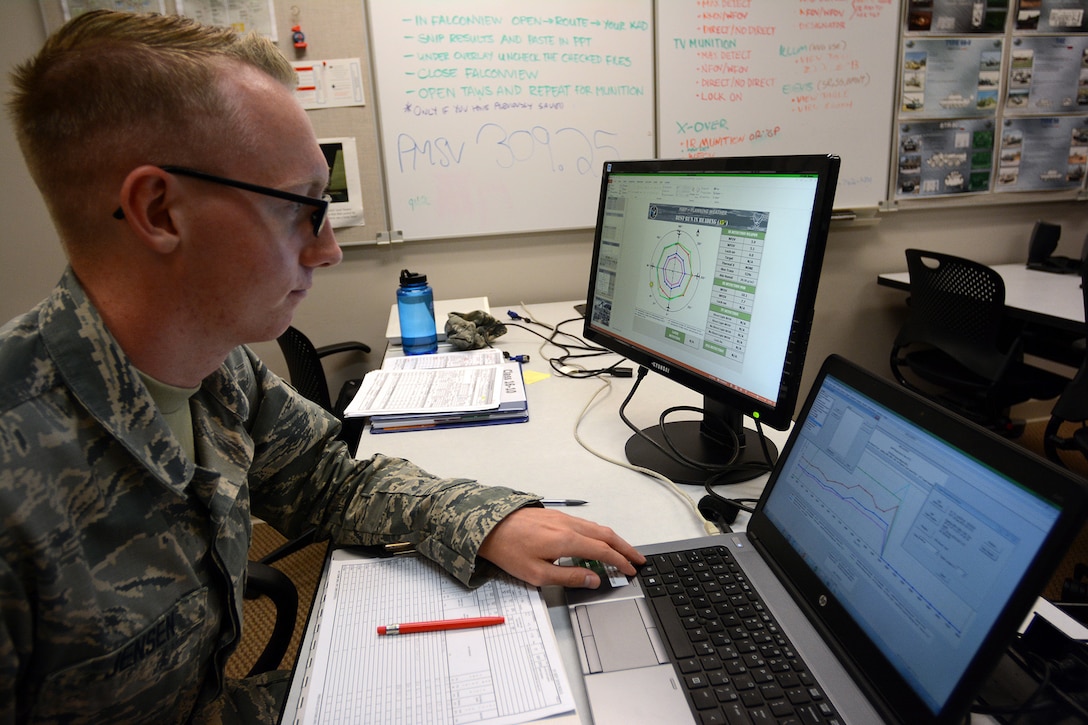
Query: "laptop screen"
761 370 1062 714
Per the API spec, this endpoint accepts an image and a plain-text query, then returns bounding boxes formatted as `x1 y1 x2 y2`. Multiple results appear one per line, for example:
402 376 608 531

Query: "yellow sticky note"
522 370 551 385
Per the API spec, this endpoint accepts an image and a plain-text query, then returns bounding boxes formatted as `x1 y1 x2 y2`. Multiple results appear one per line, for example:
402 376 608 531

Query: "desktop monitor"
583 155 840 485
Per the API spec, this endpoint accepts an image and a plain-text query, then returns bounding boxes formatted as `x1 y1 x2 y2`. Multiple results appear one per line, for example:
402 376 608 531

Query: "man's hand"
478 507 645 588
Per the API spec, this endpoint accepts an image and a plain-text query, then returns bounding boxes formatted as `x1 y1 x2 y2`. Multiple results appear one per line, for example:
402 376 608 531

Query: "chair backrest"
1050 263 1088 425
276 326 334 411
901 248 1012 380
1027 220 1061 264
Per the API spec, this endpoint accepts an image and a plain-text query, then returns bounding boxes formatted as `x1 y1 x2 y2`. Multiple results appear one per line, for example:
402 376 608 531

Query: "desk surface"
359 301 783 544
344 301 1084 724
355 301 784 724
878 263 1084 334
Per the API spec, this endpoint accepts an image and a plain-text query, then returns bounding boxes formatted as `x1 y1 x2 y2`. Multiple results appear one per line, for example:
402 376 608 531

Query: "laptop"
566 354 1088 724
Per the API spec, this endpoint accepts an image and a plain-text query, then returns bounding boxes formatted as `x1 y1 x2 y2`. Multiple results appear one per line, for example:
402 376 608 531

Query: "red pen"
376 615 505 636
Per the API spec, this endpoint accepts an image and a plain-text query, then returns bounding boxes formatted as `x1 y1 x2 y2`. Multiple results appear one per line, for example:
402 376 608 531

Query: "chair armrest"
315 340 371 357
257 528 319 567
243 561 299 676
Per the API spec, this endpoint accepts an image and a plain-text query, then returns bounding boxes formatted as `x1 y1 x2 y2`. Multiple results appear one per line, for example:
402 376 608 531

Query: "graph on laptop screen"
583 155 840 485
764 370 1063 714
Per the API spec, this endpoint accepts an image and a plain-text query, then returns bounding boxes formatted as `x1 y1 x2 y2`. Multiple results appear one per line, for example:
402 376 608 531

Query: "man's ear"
116 166 181 254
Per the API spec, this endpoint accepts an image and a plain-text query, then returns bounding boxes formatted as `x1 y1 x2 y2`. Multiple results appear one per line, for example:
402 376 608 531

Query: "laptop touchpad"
585 665 694 725
580 599 663 671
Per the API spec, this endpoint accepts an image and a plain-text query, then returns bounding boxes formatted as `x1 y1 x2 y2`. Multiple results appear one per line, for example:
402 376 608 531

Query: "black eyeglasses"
112 165 332 237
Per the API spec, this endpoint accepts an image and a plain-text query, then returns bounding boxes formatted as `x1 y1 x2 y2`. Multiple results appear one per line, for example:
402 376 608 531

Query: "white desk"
353 300 1086 724
356 301 787 724
878 264 1084 334
359 301 785 545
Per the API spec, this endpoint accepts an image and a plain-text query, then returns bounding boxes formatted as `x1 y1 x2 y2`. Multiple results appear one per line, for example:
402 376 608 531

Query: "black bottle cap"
400 269 427 286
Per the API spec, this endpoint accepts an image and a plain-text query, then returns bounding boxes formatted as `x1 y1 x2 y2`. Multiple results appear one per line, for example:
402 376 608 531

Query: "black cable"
1022 650 1088 722
505 316 630 379
618 367 775 478
971 640 1088 723
703 485 758 515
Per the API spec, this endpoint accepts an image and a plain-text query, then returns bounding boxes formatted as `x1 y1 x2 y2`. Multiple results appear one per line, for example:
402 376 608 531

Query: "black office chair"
1043 363 1088 469
890 249 1069 436
241 326 372 674
1044 263 1088 470
275 325 371 455
1022 230 1088 368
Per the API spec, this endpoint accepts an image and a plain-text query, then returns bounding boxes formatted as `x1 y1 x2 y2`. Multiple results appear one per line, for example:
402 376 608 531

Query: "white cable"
517 302 718 535
572 377 719 536
517 301 563 363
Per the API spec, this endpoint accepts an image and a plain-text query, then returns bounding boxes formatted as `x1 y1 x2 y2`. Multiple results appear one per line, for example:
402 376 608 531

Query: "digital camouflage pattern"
0 269 539 723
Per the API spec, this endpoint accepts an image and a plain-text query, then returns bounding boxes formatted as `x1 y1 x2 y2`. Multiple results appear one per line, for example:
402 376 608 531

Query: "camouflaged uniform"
0 268 540 724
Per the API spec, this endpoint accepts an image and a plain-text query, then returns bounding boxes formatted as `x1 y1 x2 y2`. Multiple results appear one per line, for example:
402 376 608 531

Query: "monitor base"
625 420 778 486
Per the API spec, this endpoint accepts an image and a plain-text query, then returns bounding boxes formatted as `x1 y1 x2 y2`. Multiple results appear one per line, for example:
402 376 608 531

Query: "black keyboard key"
707 669 729 686
700 655 722 671
796 704 823 725
746 706 774 723
720 702 752 725
769 699 795 718
700 710 729 725
776 671 800 688
732 673 756 691
714 685 739 703
651 594 695 659
759 683 784 702
687 673 712 690
678 657 701 674
690 688 717 709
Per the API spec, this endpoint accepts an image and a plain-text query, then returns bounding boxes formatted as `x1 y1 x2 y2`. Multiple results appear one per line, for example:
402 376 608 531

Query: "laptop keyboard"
638 545 843 725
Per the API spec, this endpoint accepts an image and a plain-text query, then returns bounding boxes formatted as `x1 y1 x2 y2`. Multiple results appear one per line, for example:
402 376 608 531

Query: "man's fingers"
563 566 601 589
477 508 645 589
543 517 646 571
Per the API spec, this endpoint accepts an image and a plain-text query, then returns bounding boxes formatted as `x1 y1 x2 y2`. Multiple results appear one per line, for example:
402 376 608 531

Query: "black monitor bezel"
582 154 841 433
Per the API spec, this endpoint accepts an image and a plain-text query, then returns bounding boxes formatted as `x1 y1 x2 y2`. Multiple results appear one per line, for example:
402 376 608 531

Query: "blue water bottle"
397 269 438 355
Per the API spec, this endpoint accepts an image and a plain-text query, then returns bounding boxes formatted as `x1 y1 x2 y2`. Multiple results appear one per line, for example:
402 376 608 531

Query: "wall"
3 1 1086 422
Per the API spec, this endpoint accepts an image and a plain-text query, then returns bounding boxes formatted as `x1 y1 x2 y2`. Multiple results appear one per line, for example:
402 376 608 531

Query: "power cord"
973 614 1088 722
618 367 775 479
569 376 720 536
506 308 632 379
509 304 746 535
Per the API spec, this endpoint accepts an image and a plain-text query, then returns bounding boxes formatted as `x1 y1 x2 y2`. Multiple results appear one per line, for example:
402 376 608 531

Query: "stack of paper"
286 549 576 724
344 349 528 433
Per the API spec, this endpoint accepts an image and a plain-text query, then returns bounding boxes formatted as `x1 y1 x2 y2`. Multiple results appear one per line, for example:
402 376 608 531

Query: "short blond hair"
7 10 296 240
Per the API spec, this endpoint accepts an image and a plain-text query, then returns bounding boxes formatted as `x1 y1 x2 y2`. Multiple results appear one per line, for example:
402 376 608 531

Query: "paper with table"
287 549 575 725
344 350 529 431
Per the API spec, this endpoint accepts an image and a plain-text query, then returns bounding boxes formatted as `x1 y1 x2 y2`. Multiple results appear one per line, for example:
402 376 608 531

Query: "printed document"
289 550 575 725
344 350 507 417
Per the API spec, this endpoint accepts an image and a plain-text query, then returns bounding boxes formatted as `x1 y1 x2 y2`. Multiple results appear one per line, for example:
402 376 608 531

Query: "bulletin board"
890 0 1088 206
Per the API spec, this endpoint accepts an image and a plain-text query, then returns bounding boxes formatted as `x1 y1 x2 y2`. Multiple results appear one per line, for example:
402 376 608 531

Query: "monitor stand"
624 399 779 486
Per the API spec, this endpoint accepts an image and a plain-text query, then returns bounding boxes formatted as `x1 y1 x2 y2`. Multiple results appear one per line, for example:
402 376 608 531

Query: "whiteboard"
367 1 655 241
655 1 900 211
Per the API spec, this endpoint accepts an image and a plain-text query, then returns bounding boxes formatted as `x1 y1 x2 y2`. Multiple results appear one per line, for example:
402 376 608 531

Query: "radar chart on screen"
646 226 706 313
